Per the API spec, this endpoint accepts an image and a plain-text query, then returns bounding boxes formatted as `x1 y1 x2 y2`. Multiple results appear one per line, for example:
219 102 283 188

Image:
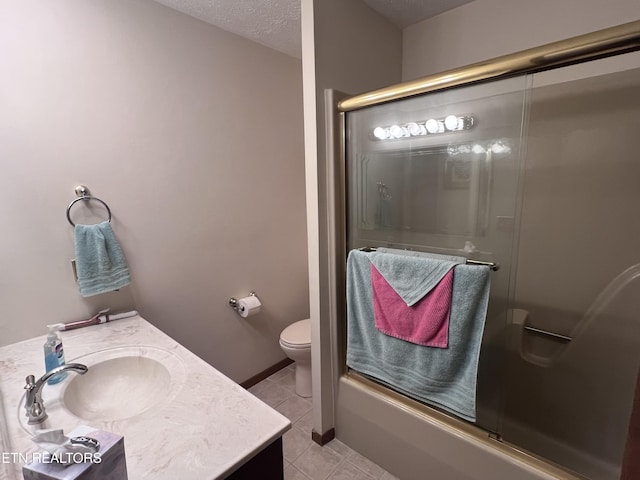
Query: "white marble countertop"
0 315 291 479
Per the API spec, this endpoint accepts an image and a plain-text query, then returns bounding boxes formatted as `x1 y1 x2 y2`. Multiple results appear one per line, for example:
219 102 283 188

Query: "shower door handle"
523 325 573 342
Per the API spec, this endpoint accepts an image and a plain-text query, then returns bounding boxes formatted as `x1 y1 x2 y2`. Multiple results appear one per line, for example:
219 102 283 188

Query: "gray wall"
402 0 640 80
0 0 308 383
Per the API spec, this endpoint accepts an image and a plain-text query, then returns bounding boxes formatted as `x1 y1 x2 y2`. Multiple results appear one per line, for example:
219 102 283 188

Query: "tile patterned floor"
248 364 399 480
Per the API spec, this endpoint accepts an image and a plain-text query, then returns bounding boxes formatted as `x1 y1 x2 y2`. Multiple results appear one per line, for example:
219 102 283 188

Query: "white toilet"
279 319 312 398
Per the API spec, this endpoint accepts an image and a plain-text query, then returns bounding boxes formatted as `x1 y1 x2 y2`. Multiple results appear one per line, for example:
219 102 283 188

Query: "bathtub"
335 372 579 480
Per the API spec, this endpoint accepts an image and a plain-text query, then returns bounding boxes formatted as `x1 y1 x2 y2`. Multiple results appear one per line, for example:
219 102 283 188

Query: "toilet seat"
280 319 311 349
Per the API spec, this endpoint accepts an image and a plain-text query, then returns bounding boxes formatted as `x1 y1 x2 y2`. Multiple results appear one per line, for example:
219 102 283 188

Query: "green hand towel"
74 221 131 297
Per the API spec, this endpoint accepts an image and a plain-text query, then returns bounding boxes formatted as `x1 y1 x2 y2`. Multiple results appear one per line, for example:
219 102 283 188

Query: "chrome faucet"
23 363 88 424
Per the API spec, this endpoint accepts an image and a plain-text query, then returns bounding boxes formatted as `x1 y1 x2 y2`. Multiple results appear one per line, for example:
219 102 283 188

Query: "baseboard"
312 428 336 446
240 358 294 389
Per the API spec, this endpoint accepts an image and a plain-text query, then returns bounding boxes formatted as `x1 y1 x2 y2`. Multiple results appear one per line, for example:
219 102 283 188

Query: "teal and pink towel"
346 248 491 422
371 264 453 347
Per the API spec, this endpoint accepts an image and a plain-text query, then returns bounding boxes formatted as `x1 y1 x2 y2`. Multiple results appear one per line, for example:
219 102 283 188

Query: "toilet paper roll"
237 295 261 318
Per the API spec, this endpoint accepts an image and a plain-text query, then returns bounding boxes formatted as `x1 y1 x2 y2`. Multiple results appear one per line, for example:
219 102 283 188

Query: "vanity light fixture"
371 114 475 141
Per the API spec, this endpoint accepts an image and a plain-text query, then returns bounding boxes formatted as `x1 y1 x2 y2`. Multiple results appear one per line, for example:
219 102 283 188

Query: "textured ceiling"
152 0 302 57
151 0 474 59
363 0 474 29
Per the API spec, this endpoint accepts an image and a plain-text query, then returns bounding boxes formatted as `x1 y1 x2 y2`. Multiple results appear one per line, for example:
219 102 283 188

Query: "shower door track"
338 20 640 112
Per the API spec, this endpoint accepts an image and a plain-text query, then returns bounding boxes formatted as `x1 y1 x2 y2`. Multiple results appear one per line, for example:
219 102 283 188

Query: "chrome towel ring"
66 185 112 227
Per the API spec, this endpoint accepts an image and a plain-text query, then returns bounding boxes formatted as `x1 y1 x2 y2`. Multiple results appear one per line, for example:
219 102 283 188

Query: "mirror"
357 144 493 236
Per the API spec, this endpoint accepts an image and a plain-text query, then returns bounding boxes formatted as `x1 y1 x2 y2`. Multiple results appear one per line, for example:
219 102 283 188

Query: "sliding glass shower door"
344 53 640 479
345 75 531 435
501 63 640 480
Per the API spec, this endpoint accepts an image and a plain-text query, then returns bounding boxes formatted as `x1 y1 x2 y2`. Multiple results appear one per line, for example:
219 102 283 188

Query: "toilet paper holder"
228 291 257 311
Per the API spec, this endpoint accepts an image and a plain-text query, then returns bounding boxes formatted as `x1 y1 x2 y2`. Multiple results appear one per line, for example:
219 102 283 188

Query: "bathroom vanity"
0 315 290 479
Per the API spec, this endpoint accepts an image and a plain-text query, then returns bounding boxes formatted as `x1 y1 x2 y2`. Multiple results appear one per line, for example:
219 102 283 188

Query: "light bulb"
490 141 510 154
425 119 442 134
373 126 388 140
406 122 424 137
389 125 405 138
444 115 460 131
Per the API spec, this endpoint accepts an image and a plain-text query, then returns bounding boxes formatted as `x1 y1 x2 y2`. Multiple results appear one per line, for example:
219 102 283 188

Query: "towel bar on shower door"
358 247 500 271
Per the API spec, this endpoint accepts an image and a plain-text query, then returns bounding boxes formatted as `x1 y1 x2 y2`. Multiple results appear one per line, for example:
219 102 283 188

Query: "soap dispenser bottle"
44 323 67 385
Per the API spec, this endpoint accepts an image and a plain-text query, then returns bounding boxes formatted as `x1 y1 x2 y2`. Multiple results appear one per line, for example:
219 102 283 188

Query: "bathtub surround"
0 0 307 384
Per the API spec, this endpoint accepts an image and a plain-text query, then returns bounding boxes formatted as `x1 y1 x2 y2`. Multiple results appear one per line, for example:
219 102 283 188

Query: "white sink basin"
18 345 185 433
63 355 171 420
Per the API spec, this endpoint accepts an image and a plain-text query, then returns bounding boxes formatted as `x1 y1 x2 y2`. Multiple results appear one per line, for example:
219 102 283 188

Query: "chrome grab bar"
523 325 572 342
